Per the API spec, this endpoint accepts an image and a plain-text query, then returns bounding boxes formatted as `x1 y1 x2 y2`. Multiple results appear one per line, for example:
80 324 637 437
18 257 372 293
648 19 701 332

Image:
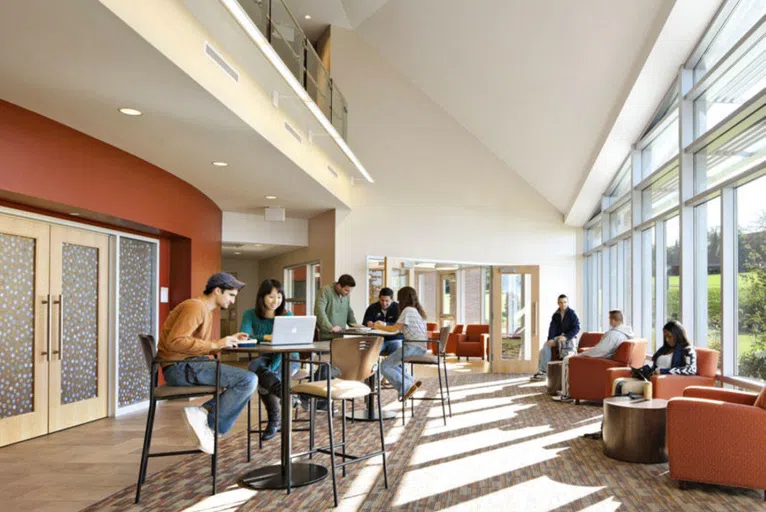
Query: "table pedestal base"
238 463 328 490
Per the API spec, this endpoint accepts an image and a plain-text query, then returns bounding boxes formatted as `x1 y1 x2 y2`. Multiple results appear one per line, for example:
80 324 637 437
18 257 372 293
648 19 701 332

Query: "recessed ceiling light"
234 251 242 255
212 161 229 167
119 107 142 116
304 14 311 20
265 195 277 200
69 212 80 216
255 244 263 247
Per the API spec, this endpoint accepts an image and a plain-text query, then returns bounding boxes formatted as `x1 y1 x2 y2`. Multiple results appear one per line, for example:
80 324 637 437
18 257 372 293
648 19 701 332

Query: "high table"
222 342 330 491
338 329 399 422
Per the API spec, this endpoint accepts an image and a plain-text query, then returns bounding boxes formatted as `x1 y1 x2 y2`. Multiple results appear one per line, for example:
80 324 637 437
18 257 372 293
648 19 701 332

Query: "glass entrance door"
491 266 540 373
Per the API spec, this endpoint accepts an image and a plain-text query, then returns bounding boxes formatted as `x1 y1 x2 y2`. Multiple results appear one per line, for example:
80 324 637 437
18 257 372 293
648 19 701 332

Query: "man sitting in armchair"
553 310 633 402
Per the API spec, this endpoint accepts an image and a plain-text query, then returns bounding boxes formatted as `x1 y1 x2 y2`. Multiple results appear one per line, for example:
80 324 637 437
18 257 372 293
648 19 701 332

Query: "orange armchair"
568 339 648 403
552 331 601 360
667 386 766 496
455 324 489 360
443 324 464 355
606 347 719 399
426 322 440 353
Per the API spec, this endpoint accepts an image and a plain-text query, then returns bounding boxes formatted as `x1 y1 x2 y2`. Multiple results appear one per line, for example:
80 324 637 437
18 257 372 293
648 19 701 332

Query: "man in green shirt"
315 274 358 340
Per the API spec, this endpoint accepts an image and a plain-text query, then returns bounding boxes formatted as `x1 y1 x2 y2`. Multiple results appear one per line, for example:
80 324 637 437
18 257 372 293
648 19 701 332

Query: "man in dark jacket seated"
363 287 403 355
532 294 580 380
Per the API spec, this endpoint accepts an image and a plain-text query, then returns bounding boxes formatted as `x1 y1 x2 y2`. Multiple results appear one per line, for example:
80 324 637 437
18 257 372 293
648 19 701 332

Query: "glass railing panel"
237 0 268 38
331 82 348 139
305 42 331 118
270 0 303 83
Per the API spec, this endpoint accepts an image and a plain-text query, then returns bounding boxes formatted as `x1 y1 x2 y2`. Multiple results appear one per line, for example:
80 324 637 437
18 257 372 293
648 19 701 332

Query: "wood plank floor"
1 358 488 512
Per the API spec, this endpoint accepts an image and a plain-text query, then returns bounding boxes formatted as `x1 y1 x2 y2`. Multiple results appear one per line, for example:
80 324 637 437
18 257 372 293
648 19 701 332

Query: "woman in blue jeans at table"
375 286 427 401
240 279 296 440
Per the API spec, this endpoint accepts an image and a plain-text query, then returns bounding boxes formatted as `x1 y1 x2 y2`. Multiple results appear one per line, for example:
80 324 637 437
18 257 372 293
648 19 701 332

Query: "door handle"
53 294 63 359
41 294 51 361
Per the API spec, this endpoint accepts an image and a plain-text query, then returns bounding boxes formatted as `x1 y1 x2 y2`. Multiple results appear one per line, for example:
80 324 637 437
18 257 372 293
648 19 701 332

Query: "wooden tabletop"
222 341 330 354
603 397 668 410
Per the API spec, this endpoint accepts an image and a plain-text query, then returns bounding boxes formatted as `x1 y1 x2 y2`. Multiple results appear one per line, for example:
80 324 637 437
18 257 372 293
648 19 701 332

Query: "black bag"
631 365 654 381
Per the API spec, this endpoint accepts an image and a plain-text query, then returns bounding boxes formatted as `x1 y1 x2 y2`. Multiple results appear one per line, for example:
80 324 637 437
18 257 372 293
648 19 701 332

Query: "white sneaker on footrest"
183 406 215 455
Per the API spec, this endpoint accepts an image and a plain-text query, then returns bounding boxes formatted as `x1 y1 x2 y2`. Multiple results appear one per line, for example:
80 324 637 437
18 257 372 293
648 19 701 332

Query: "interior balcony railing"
238 0 348 140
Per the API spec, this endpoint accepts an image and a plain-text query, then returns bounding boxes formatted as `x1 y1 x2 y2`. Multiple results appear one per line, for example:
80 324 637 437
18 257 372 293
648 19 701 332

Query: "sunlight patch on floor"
447 377 530 392
425 395 538 418
394 422 605 505
410 425 553 466
437 476 605 512
181 486 256 512
337 462 386 512
423 403 536 435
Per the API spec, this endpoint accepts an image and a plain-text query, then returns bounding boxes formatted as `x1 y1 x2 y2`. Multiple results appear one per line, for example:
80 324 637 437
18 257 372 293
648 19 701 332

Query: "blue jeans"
380 337 403 356
248 356 300 395
381 343 427 397
538 342 574 373
163 358 257 435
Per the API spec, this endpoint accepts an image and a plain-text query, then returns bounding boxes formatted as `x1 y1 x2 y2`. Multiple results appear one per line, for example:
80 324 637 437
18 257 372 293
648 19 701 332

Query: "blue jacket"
547 308 581 351
650 343 697 375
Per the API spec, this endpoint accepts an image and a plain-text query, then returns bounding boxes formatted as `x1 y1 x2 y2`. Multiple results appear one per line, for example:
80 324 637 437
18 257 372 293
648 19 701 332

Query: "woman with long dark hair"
376 286 428 401
240 279 294 440
648 320 697 376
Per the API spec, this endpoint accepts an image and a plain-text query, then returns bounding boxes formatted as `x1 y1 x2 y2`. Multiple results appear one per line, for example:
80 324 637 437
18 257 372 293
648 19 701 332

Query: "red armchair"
568 339 648 403
426 322 440 353
667 386 766 497
606 347 719 399
443 324 464 355
455 324 489 360
551 331 601 360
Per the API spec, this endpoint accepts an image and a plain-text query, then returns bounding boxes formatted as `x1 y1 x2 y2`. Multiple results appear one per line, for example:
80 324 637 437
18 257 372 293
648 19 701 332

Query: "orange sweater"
158 297 222 364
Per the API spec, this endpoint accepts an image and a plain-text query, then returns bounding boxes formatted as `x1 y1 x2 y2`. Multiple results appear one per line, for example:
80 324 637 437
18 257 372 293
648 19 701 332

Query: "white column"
678 67 696 342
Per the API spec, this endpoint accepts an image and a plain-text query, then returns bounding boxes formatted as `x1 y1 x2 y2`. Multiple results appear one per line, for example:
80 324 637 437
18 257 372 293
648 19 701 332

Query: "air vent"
204 41 239 82
284 122 302 143
327 165 338 178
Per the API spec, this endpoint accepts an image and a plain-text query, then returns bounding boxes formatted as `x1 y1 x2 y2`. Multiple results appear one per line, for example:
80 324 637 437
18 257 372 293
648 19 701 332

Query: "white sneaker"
183 406 215 455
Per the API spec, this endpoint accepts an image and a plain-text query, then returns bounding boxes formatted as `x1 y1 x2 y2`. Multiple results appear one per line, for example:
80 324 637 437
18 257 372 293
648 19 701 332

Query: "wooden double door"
0 214 109 447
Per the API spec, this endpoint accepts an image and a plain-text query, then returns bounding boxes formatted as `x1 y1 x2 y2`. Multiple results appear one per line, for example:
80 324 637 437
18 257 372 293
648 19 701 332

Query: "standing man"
315 274 358 340
158 272 257 454
532 294 580 380
363 287 403 355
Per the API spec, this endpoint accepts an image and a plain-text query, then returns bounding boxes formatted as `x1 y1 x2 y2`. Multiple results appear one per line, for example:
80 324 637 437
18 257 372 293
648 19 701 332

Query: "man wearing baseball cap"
158 272 256 454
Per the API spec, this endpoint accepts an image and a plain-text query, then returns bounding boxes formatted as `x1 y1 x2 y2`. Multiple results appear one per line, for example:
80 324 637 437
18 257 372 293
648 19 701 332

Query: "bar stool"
135 335 223 503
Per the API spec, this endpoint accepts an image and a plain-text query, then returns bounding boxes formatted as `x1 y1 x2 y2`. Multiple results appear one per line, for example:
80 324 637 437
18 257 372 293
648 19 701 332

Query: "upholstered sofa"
605 347 719 399
568 339 649 403
667 386 766 497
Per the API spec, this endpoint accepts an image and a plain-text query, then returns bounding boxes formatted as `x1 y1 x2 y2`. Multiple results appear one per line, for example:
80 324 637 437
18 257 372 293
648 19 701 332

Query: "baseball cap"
205 272 245 292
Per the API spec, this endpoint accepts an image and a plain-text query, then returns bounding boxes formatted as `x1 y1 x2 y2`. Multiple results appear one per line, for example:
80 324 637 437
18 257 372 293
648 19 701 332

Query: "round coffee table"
602 397 668 463
546 361 563 395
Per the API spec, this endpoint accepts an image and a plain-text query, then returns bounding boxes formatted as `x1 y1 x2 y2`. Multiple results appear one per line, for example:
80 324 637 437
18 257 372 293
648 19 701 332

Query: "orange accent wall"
0 100 222 327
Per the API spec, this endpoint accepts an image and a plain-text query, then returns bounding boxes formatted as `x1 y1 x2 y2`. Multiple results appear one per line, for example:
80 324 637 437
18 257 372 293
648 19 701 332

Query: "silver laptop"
262 316 316 345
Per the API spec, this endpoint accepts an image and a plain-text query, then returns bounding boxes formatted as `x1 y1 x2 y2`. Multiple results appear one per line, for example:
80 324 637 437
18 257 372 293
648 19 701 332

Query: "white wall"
223 212 308 246
221 257 260 329
331 28 580 318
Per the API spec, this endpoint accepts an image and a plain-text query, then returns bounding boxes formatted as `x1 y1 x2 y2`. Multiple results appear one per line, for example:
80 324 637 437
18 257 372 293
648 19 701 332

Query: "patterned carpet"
84 374 766 511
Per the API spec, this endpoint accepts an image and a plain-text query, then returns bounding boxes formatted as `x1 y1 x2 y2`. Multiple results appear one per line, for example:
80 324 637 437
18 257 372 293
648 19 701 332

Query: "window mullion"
721 186 737 377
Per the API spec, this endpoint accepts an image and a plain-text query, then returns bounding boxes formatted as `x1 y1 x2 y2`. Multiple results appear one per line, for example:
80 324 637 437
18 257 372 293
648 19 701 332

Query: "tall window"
736 176 766 380
642 228 657 351
665 216 681 322
695 198 722 353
